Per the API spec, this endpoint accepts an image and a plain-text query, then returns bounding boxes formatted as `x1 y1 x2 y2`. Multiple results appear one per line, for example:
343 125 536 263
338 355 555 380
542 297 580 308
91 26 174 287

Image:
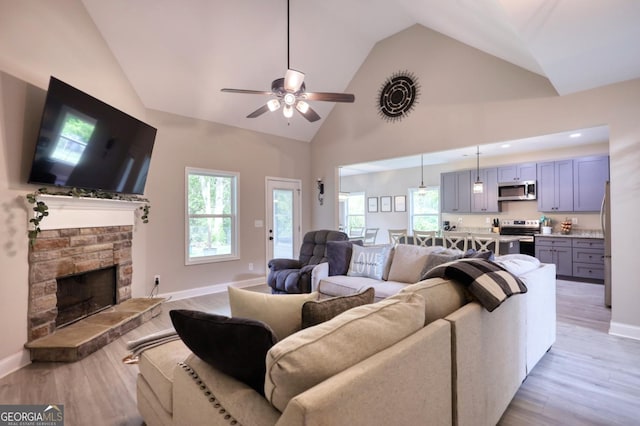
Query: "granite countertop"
535 231 604 239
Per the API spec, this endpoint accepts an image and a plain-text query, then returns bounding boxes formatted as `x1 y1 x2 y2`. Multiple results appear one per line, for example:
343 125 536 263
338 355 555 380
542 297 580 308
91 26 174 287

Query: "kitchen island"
401 231 522 255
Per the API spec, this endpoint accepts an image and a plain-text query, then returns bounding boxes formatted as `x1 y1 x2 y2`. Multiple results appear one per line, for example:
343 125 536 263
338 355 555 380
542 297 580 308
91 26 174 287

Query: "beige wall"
0 0 150 367
0 1 311 373
311 25 640 338
142 109 311 296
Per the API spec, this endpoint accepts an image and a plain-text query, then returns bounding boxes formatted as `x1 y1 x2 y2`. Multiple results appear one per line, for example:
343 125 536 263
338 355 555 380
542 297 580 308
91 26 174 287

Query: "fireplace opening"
56 266 117 328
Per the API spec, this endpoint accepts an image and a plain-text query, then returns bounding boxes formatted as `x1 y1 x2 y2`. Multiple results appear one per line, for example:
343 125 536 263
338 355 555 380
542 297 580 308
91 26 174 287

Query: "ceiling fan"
220 0 355 123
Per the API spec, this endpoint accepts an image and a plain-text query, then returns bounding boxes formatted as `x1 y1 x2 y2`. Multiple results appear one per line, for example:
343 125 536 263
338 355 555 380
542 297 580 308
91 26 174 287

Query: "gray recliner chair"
268 230 348 294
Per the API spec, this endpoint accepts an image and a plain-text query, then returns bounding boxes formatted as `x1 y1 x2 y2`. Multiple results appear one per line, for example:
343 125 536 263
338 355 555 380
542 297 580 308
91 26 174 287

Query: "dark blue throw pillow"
326 240 363 276
170 310 277 395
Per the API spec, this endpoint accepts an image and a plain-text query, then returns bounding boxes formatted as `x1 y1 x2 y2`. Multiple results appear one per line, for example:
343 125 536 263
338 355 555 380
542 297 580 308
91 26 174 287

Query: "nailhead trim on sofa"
178 362 240 425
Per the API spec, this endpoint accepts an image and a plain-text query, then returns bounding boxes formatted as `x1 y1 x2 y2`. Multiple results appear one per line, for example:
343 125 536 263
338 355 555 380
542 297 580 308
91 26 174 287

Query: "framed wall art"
367 197 378 213
380 196 392 212
394 195 406 212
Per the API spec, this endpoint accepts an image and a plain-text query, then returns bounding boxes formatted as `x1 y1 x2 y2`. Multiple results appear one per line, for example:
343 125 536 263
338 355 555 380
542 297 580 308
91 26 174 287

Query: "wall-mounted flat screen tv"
28 77 157 195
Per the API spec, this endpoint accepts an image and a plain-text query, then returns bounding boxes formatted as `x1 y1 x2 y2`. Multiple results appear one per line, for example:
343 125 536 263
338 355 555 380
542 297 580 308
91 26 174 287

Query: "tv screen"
28 77 157 195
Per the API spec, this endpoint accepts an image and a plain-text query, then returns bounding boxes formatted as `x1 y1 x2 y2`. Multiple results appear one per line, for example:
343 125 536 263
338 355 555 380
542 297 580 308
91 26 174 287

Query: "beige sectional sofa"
136 255 556 426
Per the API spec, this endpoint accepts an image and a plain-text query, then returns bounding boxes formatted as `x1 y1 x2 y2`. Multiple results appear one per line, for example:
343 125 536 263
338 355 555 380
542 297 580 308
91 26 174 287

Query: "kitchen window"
345 192 365 235
185 167 239 264
409 187 440 232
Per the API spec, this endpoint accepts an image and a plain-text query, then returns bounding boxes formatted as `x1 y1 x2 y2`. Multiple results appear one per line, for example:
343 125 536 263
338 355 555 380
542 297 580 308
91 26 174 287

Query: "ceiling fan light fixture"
267 99 281 111
283 104 294 118
296 100 309 114
283 92 296 106
284 69 305 92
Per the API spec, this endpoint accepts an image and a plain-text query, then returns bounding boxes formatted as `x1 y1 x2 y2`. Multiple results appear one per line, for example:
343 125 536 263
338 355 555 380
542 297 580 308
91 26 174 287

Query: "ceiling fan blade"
284 69 305 92
303 92 355 103
295 103 321 122
221 88 272 95
246 104 271 118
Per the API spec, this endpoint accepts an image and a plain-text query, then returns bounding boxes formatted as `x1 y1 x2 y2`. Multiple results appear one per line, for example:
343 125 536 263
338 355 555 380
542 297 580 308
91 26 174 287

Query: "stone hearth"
26 297 163 362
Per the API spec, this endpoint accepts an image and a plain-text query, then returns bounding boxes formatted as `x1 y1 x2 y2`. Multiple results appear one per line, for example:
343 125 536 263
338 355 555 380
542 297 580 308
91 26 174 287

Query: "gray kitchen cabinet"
573 155 610 212
535 237 573 276
572 238 605 280
537 160 574 212
471 167 500 213
441 170 471 213
497 162 537 182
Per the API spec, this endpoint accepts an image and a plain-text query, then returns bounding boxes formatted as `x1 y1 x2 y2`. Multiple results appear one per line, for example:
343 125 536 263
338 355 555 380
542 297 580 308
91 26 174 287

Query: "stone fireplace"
24 195 163 362
28 225 134 341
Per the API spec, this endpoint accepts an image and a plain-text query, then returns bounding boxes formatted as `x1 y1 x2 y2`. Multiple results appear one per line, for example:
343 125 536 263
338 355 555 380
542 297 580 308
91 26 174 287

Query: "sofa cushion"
400 277 470 325
420 250 465 280
228 286 317 340
387 244 444 283
138 339 191 414
347 244 392 280
318 275 408 302
423 258 527 312
264 292 425 412
326 240 363 276
301 287 375 328
169 310 277 395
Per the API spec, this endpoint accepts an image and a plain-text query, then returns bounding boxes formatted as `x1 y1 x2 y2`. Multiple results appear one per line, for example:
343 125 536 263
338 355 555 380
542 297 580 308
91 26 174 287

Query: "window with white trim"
185 167 239 264
345 192 365 235
409 187 440 232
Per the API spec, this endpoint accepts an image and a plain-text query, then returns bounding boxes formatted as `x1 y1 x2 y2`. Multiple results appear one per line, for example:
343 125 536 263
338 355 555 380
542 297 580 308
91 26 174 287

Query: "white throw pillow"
493 254 541 276
264 292 425 411
228 287 317 340
347 244 392 280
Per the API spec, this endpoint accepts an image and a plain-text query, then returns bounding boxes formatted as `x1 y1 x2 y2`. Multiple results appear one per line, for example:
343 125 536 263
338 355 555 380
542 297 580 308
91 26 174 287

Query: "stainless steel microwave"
497 180 536 201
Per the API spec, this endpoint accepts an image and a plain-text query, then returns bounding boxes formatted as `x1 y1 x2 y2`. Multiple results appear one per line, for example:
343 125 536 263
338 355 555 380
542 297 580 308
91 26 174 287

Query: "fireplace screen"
56 266 117 328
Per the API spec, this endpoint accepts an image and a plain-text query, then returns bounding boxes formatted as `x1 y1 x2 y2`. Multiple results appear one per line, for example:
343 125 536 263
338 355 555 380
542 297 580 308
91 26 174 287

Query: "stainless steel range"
500 219 540 256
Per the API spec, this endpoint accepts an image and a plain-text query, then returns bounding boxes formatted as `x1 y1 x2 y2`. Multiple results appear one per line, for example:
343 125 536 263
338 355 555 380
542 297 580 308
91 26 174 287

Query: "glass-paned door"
266 178 301 263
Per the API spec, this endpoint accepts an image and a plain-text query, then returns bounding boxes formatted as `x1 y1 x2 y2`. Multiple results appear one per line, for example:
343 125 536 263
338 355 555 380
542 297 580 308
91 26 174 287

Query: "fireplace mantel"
33 194 145 230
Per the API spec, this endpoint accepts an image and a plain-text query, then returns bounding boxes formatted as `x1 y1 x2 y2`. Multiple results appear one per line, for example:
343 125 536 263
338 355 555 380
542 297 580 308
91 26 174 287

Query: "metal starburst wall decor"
377 70 420 123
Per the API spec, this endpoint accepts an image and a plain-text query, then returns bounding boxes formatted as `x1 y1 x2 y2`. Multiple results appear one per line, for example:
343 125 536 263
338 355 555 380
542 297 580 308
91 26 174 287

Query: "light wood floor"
1 280 638 426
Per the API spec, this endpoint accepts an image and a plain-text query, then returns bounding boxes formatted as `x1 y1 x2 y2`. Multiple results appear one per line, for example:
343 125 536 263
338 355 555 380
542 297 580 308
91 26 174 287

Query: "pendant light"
473 146 484 194
417 154 427 195
338 167 349 201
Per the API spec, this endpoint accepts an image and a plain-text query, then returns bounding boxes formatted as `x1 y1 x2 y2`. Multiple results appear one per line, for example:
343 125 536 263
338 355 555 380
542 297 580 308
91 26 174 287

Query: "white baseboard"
609 321 640 341
0 349 31 379
157 276 266 302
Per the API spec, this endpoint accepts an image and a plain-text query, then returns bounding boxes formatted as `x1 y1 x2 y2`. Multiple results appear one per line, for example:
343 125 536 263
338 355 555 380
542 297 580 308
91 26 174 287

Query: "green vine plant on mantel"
25 187 150 246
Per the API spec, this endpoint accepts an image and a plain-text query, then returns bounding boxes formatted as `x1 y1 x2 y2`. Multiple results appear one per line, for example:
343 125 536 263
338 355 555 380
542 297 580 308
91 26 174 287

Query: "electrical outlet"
154 275 160 286
457 217 463 223
248 263 254 271
485 217 490 224
571 217 578 225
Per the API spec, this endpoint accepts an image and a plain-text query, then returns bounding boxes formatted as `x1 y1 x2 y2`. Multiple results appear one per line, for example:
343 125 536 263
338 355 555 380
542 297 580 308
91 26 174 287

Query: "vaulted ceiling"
82 0 640 142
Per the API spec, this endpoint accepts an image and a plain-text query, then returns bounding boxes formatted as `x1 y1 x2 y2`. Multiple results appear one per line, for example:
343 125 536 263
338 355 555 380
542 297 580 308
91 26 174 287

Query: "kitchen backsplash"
441 200 602 233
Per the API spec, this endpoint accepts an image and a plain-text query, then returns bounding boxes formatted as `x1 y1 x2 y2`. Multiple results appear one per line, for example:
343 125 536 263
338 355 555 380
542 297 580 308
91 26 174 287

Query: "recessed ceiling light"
569 133 581 138
501 144 511 148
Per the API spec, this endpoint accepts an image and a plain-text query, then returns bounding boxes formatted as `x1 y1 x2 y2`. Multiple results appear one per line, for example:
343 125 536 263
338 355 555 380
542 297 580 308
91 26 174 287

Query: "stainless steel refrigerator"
601 181 612 307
